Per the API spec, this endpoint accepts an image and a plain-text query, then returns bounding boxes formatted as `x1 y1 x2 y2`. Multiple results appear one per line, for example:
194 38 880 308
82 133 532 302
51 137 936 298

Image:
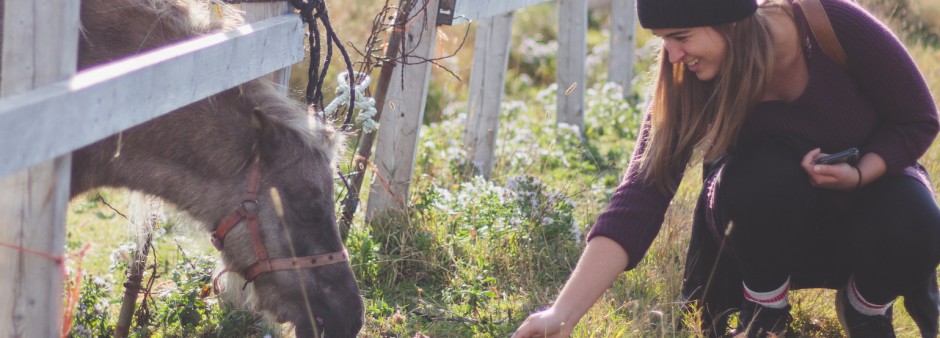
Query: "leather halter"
212 158 348 282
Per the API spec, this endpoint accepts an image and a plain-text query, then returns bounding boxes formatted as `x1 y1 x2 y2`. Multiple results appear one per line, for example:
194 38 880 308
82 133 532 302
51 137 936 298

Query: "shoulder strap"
797 0 849 71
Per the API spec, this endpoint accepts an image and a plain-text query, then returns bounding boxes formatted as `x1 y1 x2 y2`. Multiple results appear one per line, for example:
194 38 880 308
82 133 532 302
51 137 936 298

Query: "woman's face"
652 26 727 81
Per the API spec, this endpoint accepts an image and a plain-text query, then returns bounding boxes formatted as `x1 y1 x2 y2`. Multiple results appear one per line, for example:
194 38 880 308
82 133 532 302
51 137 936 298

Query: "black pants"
682 136 940 336
719 136 940 302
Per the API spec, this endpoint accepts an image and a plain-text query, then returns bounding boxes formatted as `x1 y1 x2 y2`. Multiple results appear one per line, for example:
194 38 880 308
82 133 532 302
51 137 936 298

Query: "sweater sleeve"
586 113 681 271
825 0 939 174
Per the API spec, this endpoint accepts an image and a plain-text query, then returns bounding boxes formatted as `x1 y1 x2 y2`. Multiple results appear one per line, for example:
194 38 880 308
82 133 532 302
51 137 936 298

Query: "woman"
513 0 940 337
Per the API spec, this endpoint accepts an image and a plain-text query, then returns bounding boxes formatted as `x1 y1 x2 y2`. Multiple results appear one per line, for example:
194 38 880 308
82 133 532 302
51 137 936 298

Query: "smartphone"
815 148 860 165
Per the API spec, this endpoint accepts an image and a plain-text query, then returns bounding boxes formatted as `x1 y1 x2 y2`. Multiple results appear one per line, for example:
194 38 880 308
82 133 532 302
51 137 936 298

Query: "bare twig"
114 199 158 337
96 194 130 220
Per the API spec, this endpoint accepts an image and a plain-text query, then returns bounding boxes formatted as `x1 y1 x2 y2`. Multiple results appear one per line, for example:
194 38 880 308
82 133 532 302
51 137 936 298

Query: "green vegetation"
66 193 279 337
65 0 940 336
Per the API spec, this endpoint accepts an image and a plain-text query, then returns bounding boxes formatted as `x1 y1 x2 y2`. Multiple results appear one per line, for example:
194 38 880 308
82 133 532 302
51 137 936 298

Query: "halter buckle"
211 236 224 251
240 200 260 216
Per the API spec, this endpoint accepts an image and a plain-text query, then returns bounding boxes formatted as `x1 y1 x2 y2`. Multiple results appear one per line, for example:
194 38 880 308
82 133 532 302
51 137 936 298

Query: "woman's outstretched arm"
512 236 629 338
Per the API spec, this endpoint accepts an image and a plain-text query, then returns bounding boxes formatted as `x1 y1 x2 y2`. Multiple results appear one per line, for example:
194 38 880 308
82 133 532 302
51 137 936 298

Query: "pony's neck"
150 166 254 228
72 90 258 229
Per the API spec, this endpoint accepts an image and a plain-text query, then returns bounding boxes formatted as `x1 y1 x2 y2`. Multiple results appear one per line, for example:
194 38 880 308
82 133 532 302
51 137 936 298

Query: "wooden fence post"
556 0 587 131
608 0 636 98
462 12 515 178
0 1 80 336
239 2 293 89
366 0 441 219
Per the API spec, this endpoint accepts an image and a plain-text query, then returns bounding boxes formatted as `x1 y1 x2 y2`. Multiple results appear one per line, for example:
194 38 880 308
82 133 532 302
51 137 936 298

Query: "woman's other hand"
801 148 860 190
511 307 573 338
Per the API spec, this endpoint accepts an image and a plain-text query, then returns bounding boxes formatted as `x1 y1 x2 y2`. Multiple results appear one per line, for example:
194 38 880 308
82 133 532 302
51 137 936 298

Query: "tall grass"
65 0 940 336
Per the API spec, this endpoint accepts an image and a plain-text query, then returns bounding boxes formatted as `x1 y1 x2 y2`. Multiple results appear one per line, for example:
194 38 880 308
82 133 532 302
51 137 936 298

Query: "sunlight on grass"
64 0 940 336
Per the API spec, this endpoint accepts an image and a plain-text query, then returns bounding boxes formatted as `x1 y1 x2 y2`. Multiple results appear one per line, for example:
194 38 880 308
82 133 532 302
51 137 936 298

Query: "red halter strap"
211 158 348 282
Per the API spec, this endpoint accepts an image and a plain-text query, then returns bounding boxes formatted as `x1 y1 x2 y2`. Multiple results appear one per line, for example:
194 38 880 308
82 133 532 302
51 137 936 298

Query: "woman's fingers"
512 317 544 338
801 148 822 177
802 149 855 189
512 326 548 337
512 310 569 338
802 148 825 185
808 162 857 189
812 163 837 177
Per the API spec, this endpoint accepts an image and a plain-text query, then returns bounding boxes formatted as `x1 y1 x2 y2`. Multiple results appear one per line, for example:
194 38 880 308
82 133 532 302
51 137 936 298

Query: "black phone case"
815 148 859 165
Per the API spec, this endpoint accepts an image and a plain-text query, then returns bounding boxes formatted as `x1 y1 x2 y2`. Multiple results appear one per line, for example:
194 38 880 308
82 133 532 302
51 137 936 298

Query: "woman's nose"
664 41 685 64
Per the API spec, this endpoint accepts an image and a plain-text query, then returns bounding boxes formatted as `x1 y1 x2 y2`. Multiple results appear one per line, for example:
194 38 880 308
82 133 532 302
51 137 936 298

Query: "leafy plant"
68 275 115 338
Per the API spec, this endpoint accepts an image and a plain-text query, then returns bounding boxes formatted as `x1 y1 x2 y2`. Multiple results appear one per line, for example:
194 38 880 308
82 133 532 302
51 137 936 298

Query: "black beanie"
637 0 758 29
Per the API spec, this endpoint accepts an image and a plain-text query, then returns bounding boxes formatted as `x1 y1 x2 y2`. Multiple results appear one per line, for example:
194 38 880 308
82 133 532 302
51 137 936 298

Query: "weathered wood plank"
462 12 514 178
0 15 304 178
608 0 636 97
239 2 294 89
0 0 79 336
366 0 440 219
556 0 587 131
454 0 551 20
0 157 72 337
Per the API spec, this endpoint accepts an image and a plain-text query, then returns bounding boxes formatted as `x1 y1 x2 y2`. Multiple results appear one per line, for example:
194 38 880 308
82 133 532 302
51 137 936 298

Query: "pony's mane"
80 0 342 166
237 80 344 167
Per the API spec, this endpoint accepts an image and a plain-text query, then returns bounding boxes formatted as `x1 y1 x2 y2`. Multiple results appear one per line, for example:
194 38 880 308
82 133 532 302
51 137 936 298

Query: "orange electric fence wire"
0 241 91 338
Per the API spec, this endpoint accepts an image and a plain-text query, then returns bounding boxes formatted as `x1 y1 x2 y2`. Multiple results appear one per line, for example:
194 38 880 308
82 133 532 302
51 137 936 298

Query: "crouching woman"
513 0 940 336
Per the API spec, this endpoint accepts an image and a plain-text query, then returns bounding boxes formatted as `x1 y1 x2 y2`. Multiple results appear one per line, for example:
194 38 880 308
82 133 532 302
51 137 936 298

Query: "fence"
366 0 636 218
0 2 301 335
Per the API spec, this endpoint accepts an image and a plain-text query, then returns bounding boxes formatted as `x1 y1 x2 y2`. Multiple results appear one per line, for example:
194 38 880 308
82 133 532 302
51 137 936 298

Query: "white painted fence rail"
366 0 636 218
0 2 302 335
454 0 551 20
0 14 304 178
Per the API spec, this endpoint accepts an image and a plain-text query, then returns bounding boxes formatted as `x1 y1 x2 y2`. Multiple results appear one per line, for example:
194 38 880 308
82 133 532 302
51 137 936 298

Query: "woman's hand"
511 306 573 338
801 148 860 190
511 237 629 338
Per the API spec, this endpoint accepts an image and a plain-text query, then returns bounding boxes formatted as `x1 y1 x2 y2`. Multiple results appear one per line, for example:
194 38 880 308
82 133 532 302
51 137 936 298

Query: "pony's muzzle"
308 264 364 338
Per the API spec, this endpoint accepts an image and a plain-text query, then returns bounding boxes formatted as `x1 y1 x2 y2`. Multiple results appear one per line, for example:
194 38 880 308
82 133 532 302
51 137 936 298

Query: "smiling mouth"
686 58 701 68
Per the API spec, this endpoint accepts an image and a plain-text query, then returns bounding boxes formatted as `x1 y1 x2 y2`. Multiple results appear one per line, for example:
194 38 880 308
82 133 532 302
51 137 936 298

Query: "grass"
64 0 940 336
66 191 279 337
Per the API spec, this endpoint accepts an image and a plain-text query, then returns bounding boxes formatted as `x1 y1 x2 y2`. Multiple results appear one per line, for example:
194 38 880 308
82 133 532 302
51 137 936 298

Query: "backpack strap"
797 0 849 71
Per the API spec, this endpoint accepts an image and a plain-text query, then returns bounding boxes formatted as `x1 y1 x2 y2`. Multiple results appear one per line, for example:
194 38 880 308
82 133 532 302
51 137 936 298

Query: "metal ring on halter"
241 200 260 216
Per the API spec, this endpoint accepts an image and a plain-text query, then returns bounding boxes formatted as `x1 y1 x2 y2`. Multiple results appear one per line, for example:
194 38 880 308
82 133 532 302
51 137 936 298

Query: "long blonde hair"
638 2 790 192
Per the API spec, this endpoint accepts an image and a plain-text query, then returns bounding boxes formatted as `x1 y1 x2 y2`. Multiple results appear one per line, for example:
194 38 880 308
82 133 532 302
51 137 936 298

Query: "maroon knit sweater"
587 0 939 271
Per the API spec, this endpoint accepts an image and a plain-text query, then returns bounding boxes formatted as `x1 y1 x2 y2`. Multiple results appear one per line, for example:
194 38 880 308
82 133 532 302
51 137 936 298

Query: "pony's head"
212 82 362 336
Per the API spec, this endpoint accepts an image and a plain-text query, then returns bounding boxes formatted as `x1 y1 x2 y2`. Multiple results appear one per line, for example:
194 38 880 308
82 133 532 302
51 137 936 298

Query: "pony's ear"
251 108 289 163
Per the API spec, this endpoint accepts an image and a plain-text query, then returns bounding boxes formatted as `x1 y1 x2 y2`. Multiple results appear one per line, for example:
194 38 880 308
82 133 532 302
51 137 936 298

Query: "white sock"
848 276 893 316
743 278 790 309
